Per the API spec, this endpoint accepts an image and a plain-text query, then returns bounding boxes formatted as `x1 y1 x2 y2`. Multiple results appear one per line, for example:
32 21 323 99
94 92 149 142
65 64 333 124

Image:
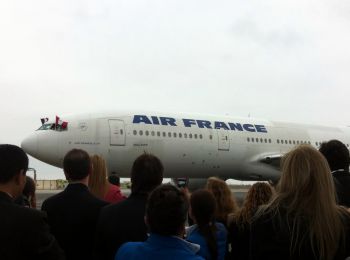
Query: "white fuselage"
21 112 350 182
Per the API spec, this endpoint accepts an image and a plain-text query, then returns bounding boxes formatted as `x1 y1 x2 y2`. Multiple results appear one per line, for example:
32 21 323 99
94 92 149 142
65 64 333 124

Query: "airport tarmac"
36 189 247 209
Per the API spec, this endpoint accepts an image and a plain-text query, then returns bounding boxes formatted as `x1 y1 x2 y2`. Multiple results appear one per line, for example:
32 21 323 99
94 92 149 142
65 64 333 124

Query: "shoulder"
104 184 125 203
215 222 227 231
115 241 144 258
41 191 65 210
17 205 46 221
215 222 228 237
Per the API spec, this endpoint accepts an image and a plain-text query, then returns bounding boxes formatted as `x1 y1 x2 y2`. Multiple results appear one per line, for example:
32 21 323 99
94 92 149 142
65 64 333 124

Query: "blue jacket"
186 222 227 260
115 233 204 260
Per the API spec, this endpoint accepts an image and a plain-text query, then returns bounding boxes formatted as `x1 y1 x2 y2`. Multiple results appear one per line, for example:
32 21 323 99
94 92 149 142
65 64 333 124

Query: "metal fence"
36 180 66 190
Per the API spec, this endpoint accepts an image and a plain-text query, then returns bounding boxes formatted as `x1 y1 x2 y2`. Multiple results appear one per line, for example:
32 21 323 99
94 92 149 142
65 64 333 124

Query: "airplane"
20 111 350 188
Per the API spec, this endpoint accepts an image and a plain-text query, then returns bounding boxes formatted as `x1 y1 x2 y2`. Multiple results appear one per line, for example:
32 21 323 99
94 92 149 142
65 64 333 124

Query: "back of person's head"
206 177 238 224
146 184 188 236
0 144 28 184
131 153 163 194
63 149 91 181
190 189 218 260
108 174 120 186
23 176 36 198
263 145 346 259
319 139 350 171
88 155 108 199
236 182 273 225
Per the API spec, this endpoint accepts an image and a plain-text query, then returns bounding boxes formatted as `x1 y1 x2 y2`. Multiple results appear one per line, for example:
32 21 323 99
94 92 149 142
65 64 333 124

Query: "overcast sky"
1 0 350 179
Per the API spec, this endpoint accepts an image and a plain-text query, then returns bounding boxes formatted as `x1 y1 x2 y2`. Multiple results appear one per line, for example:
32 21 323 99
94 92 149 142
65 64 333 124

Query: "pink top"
104 184 126 203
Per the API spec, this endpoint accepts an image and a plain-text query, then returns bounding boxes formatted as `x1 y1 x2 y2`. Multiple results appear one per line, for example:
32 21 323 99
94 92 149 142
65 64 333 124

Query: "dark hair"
131 153 163 194
63 149 91 181
23 176 36 197
108 175 120 186
0 144 28 183
319 140 350 171
190 189 218 260
146 184 188 236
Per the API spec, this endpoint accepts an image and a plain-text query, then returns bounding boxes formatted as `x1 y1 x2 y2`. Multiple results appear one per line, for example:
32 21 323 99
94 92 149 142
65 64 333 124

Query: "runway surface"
36 189 247 209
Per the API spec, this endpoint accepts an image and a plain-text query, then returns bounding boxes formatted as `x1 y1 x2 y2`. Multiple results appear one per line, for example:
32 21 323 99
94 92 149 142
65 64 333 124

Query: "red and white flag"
55 116 68 129
40 117 49 125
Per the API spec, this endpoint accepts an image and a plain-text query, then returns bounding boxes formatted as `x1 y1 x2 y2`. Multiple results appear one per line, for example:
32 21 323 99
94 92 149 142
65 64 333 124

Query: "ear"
63 170 69 181
14 169 26 186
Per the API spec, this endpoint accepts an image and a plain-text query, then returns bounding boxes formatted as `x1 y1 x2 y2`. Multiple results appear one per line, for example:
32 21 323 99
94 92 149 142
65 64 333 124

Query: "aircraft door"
217 131 230 151
109 119 126 146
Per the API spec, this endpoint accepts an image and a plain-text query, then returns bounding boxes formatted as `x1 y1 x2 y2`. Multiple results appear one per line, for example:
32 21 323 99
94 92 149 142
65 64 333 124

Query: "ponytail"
197 222 218 260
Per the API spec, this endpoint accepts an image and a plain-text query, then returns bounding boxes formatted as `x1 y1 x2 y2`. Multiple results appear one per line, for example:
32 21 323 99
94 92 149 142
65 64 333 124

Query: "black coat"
94 193 149 260
333 170 350 208
41 183 108 260
0 191 64 260
228 221 250 260
250 209 350 260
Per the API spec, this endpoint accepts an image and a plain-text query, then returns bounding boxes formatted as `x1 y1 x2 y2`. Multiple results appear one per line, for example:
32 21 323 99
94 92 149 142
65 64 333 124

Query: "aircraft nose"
21 134 38 157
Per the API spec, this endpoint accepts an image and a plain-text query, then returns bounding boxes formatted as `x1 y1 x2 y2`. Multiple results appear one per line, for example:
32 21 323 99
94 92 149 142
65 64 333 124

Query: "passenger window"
247 137 250 142
174 133 177 138
194 134 198 139
157 131 160 137
252 138 255 142
133 130 137 135
264 138 267 143
139 130 143 136
151 131 155 136
168 132 171 137
199 134 203 139
179 133 182 138
260 138 263 143
163 132 166 137
269 139 271 143
145 131 149 136
277 139 280 144
120 129 124 135
281 140 284 144
189 134 193 139
209 135 212 140
256 138 259 142
184 133 188 138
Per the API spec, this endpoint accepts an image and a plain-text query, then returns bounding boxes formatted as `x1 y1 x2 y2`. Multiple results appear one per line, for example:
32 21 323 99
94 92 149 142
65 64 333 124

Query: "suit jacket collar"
0 191 14 204
65 183 89 193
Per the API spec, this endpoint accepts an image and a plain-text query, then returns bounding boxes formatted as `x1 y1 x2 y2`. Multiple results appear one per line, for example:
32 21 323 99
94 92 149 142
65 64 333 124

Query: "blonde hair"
206 177 239 224
257 145 348 259
88 155 109 199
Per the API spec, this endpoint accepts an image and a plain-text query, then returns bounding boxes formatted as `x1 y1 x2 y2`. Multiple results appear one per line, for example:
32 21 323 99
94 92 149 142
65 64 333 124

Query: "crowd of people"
1 139 350 259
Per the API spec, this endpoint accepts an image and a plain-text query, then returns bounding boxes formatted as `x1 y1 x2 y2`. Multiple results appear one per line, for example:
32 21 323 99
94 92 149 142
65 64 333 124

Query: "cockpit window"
37 123 54 130
37 123 67 131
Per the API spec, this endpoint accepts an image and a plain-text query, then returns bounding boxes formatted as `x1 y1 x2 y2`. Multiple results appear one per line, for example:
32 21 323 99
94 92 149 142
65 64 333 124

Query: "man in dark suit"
320 139 350 207
0 144 64 260
42 149 108 260
94 153 164 260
